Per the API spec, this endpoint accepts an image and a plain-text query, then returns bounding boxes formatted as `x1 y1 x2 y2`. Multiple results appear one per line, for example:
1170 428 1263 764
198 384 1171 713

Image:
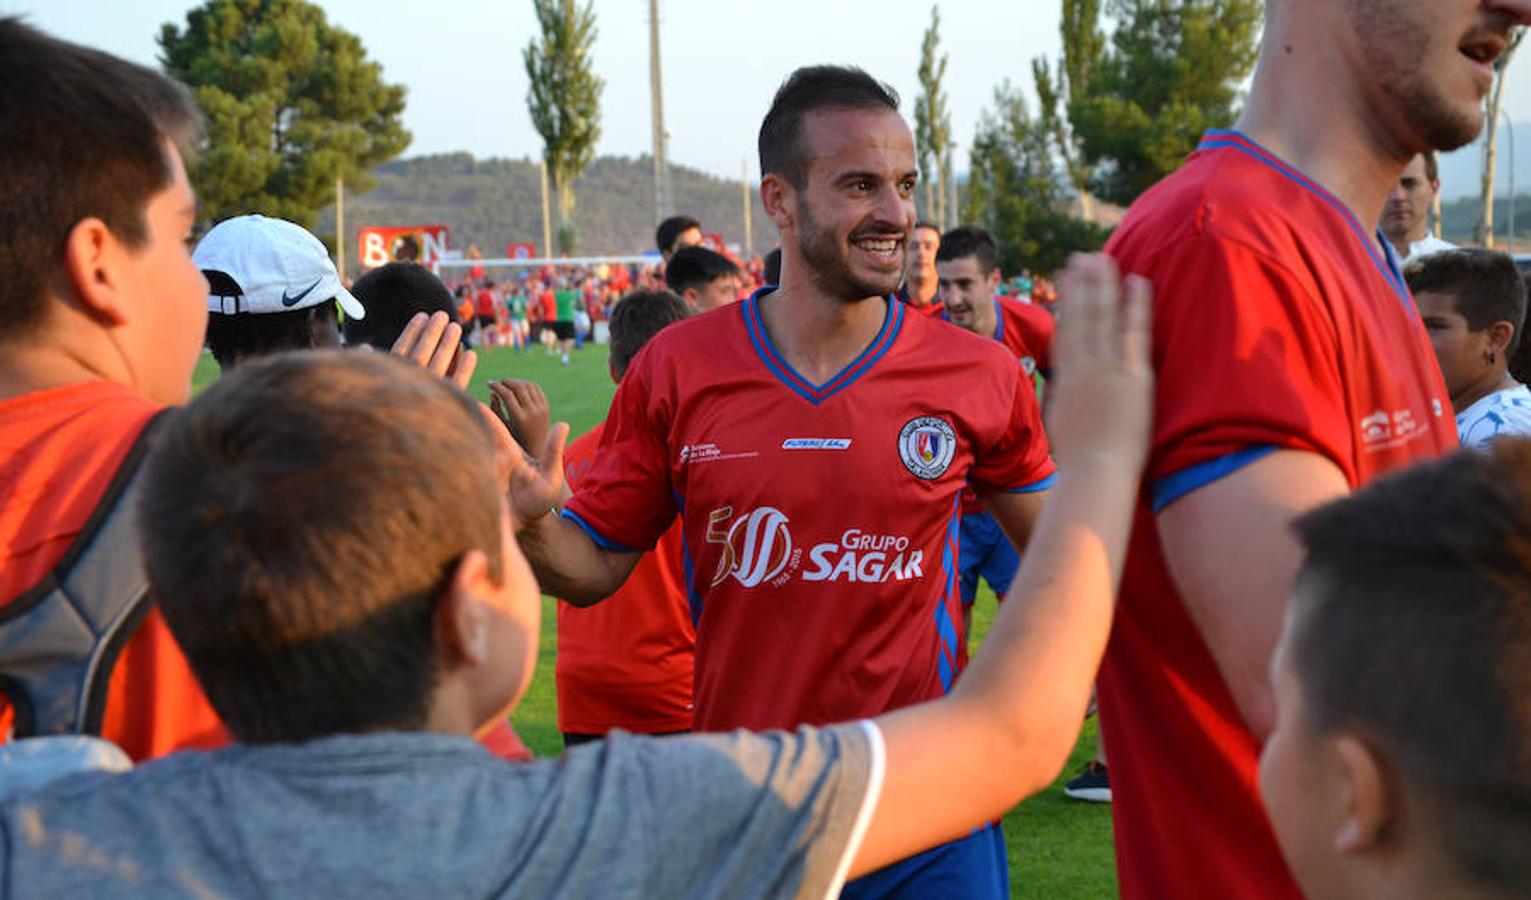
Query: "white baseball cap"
194 215 365 320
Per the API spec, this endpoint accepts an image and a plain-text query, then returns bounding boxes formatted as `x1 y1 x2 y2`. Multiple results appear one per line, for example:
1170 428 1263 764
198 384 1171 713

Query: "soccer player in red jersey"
934 225 1057 637
1096 1 1531 898
897 222 943 316
506 66 1053 899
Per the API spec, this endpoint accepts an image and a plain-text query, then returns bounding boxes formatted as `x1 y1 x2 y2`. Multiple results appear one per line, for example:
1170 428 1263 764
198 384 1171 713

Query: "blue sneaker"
1063 761 1111 803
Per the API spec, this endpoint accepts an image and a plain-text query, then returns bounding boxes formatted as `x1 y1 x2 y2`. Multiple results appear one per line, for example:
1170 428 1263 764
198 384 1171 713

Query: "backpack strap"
0 409 172 737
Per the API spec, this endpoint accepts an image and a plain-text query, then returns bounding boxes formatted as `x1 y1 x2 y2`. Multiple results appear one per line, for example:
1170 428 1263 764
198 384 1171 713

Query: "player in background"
665 246 745 312
1381 153 1456 264
656 214 705 264
1407 248 1531 447
897 222 942 316
494 291 696 747
1096 1 1531 897
1261 440 1531 900
504 65 1054 899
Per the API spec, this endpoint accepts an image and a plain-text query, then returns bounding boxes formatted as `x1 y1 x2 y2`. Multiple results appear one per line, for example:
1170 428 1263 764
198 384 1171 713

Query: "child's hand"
1045 254 1153 472
488 380 552 457
390 311 478 390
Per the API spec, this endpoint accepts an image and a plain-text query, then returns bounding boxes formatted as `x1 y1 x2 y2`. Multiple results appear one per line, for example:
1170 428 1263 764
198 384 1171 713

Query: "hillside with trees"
314 153 769 263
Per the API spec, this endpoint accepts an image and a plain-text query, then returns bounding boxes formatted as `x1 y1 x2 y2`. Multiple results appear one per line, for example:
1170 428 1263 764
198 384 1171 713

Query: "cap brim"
336 285 366 321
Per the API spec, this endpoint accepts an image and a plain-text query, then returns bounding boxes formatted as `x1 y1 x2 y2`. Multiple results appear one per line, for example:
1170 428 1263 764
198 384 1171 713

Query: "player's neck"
759 282 890 385
906 277 938 307
1237 38 1411 244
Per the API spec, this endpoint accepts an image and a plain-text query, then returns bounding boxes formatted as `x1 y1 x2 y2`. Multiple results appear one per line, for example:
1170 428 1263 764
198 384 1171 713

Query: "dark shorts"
551 320 576 341
958 510 1021 607
842 823 1009 900
475 314 495 330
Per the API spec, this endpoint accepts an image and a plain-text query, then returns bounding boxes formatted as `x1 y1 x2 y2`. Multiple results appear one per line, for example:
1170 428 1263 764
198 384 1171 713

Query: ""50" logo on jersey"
708 506 795 588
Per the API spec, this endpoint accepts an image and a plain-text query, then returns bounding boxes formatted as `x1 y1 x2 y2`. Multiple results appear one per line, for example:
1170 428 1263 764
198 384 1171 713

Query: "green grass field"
192 342 1117 898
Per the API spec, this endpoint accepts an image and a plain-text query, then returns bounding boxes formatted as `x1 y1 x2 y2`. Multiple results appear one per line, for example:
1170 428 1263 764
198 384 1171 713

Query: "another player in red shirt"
896 221 943 316
1094 2 1531 897
506 66 1053 900
934 225 1056 636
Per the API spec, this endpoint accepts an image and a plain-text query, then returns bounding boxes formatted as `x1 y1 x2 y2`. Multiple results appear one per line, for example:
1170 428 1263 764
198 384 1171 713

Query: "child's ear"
434 550 495 667
1331 734 1392 854
60 216 132 326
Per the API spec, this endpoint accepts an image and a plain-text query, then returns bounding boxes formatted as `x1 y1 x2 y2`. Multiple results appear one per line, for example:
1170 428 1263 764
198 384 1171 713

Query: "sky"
10 0 1531 200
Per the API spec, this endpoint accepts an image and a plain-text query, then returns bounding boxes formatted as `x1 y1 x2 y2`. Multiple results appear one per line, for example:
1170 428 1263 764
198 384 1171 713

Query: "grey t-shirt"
1 723 883 899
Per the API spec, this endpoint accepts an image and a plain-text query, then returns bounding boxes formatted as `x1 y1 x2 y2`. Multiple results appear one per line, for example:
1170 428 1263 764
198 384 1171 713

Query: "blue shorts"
841 823 1009 899
958 511 1020 608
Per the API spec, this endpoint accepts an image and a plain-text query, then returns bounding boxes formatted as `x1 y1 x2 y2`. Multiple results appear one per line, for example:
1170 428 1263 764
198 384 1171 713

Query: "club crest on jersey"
898 416 957 480
708 506 794 588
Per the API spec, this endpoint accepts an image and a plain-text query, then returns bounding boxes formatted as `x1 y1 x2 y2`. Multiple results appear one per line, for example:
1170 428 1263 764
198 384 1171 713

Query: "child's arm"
853 255 1153 876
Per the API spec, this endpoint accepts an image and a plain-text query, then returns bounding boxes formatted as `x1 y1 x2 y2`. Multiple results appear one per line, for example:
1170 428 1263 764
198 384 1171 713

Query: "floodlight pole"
335 175 345 280
539 160 553 258
1503 109 1517 253
742 158 753 259
649 0 670 225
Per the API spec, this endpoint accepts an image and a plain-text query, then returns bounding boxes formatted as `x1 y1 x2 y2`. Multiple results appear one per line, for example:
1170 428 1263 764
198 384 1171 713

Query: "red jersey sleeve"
1140 234 1349 511
968 363 1056 496
560 355 678 552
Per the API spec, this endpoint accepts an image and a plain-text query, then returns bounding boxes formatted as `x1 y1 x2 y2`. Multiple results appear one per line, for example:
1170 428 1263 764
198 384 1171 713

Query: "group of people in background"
4 2 1531 899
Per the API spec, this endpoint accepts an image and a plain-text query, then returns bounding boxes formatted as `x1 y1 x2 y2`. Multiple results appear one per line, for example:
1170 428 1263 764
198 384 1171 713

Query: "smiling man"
507 66 1054 899
1097 1 1531 898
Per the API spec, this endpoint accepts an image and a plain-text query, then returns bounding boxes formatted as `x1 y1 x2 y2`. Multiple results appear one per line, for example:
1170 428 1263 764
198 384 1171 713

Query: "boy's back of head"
345 263 461 349
607 290 691 380
1264 439 1531 898
139 351 508 744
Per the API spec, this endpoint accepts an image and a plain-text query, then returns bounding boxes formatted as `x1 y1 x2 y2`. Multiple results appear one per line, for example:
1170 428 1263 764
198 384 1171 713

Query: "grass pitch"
192 341 1117 898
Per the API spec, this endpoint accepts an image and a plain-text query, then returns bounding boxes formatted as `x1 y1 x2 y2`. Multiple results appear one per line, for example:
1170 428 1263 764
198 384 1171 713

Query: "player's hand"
505 421 571 528
1046 254 1153 471
488 379 551 457
391 311 479 391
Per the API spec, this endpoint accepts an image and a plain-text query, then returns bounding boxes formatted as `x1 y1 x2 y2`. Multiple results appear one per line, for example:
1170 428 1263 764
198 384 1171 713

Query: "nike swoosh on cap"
281 278 324 307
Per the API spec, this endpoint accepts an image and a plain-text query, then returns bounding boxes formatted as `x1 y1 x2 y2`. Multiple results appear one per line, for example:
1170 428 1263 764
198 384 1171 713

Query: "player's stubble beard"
1350 0 1487 153
794 195 904 305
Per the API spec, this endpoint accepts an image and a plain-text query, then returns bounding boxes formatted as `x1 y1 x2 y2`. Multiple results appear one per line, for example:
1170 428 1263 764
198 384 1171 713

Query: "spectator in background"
897 221 942 315
343 262 461 350
656 214 704 263
196 214 365 372
1406 249 1531 448
1381 153 1455 264
664 246 744 312
762 247 782 286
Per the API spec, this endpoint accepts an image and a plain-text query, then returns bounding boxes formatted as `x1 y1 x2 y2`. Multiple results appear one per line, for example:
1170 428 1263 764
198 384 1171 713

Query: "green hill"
315 154 771 264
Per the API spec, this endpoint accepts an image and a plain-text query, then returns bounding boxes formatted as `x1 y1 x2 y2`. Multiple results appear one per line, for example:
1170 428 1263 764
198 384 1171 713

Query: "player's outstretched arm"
505 425 641 604
853 255 1152 878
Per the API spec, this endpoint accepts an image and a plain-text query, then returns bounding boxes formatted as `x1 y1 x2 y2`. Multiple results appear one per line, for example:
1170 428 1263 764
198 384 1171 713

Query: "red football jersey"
563 294 1054 731
994 295 1055 378
556 422 695 735
1100 130 1457 900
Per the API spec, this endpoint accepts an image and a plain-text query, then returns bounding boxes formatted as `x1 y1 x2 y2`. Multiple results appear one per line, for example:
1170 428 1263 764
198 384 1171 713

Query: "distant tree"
1478 27 1526 247
1067 0 1261 207
1031 0 1104 221
524 0 604 252
964 82 1109 276
159 0 410 228
914 6 953 229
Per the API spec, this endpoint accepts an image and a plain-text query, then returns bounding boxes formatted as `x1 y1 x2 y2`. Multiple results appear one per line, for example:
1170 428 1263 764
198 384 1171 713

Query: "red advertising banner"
505 242 538 261
358 225 450 269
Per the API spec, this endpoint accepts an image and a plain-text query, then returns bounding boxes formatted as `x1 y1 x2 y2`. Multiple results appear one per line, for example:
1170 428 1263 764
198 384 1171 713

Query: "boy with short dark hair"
343 261 462 350
1 257 1154 899
1261 438 1531 900
663 246 743 312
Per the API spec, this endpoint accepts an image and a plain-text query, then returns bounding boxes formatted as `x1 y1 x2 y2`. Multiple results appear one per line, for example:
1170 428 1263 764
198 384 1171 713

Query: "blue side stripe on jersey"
680 528 704 627
1150 445 1279 514
991 299 1005 342
1198 131 1412 310
1007 471 1059 494
934 497 963 693
561 508 640 554
740 288 905 405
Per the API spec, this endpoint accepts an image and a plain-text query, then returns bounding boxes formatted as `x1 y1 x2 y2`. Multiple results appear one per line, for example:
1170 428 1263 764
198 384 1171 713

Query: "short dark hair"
344 262 462 349
0 18 203 340
913 221 940 237
1405 249 1528 356
758 65 900 188
664 246 742 296
140 351 505 744
935 225 999 275
655 215 701 255
608 290 690 379
762 247 782 285
205 306 339 369
1290 440 1531 891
